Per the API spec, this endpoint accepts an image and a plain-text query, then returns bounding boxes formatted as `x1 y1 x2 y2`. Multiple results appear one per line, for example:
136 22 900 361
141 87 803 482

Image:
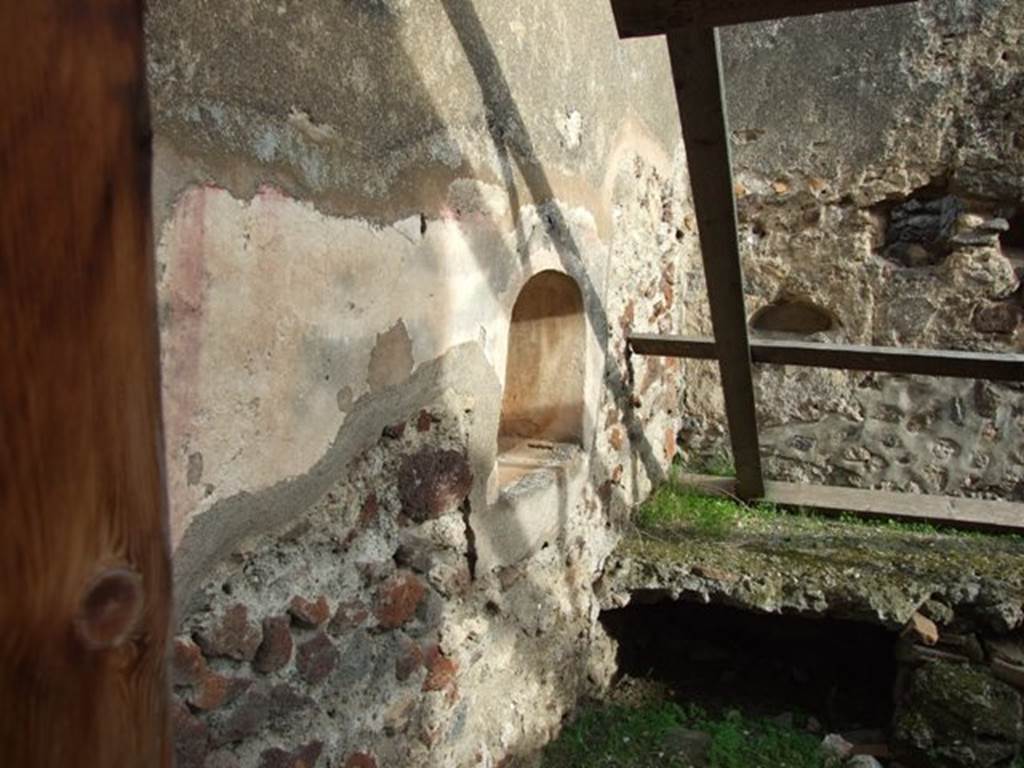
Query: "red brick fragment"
254 615 293 674
288 596 331 628
397 448 473 522
258 741 324 768
191 671 251 711
416 410 435 432
172 636 207 687
296 632 339 685
344 753 378 768
422 644 458 692
195 604 262 662
358 494 380 528
374 571 427 630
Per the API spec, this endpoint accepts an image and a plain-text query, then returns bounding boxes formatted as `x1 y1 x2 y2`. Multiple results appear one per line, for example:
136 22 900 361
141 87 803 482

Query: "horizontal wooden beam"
681 474 1024 534
611 0 918 38
628 334 1024 382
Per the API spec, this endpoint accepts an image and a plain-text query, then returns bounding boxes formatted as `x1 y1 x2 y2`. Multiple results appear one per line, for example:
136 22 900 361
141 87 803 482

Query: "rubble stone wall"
678 0 1024 499
147 0 694 765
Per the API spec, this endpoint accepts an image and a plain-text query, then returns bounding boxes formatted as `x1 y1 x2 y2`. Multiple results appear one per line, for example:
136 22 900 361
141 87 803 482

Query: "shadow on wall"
437 0 669 499
163 3 687 763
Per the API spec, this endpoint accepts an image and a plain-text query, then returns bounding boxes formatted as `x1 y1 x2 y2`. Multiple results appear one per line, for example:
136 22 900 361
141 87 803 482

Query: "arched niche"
498 270 585 451
750 298 836 336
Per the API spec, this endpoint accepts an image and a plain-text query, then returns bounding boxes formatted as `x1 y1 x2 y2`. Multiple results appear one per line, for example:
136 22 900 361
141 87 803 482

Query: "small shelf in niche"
496 438 580 490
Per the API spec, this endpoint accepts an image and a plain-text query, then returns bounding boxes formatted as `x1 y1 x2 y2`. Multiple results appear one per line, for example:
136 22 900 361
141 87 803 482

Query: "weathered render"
677 0 1024 498
148 1 690 765
149 0 1024 765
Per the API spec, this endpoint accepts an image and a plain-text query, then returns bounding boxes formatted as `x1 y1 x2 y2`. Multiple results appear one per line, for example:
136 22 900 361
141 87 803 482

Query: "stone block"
214 688 271 746
190 672 252 712
258 741 323 768
171 697 209 768
343 753 378 768
172 636 207 687
328 600 369 636
474 450 584 571
288 596 331 628
268 683 315 722
395 636 424 682
422 644 458 692
254 616 294 674
894 661 1022 768
195 604 263 662
373 571 427 630
296 632 339 685
398 448 473 522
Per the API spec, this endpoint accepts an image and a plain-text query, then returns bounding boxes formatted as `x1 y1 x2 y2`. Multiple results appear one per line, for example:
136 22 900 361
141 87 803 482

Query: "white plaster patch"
158 185 513 543
556 108 584 151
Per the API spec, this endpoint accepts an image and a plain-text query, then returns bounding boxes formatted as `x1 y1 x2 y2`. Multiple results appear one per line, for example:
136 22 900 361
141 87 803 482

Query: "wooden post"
0 2 172 766
667 27 765 499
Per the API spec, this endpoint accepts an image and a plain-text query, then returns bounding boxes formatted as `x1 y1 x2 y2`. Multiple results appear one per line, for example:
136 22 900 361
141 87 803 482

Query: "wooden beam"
628 334 1024 382
668 28 764 499
0 2 172 766
611 0 919 38
680 474 1024 534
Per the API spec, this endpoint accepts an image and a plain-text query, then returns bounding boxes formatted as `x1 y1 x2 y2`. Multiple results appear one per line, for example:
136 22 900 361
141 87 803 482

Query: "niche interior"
497 270 585 485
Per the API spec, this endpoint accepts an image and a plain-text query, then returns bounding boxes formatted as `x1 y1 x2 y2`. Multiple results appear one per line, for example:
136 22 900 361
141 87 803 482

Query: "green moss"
636 483 776 538
541 702 824 768
898 663 1023 740
539 701 690 768
637 480 1021 542
620 483 1024 624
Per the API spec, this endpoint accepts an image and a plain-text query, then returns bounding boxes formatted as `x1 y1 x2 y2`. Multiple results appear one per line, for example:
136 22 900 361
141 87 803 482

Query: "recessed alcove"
496 270 585 488
750 298 836 336
1001 211 1024 252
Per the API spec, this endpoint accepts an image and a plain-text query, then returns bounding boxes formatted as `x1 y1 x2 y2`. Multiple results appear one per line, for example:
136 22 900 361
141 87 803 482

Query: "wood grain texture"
628 334 1024 381
611 0 918 38
667 27 765 499
0 2 172 766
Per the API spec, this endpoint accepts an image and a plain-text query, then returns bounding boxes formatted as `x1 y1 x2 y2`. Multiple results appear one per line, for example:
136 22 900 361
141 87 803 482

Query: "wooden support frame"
1 1 171 764
629 334 1024 382
611 0 918 38
611 0 1023 532
668 27 765 499
681 474 1024 534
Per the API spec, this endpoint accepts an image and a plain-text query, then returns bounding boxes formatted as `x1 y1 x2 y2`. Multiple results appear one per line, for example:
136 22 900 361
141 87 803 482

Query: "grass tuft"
634 478 1019 542
635 475 776 538
540 702 824 768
